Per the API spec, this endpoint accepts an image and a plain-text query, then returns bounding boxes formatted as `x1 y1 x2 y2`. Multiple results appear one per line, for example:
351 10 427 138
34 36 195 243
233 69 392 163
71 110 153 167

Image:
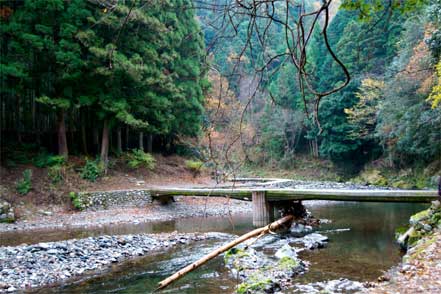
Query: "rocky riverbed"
0 232 216 293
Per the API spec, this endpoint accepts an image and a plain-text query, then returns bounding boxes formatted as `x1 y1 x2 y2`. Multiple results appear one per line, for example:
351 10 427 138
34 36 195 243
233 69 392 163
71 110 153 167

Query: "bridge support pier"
252 191 273 227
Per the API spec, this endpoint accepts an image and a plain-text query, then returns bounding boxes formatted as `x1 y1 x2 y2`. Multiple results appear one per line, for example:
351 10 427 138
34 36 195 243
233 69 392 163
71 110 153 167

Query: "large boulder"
0 199 15 223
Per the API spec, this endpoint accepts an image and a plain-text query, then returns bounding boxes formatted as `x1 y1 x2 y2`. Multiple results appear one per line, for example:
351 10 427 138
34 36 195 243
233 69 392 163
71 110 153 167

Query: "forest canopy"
1 0 206 164
1 0 440 180
196 0 440 175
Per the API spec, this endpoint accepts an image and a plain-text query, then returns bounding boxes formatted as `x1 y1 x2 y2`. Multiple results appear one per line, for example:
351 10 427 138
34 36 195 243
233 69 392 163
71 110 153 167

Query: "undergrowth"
126 149 156 170
16 169 32 195
80 159 104 182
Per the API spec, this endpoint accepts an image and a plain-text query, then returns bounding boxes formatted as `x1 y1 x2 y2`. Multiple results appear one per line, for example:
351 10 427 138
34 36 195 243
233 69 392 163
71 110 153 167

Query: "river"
4 201 427 293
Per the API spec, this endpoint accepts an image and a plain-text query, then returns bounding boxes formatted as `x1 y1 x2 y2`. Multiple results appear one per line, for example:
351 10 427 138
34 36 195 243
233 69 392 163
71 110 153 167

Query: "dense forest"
198 0 441 184
1 0 440 185
1 0 206 165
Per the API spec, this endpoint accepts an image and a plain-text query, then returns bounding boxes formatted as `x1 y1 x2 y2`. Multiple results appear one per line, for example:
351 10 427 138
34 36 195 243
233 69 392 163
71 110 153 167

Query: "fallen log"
156 215 294 290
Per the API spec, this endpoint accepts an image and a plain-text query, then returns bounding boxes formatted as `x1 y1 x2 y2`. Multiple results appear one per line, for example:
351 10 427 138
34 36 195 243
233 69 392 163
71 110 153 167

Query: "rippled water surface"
12 201 428 294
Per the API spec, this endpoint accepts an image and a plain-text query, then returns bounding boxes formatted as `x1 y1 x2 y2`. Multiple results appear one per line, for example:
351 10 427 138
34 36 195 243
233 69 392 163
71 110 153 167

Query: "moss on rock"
410 209 431 225
224 247 249 264
236 277 275 294
397 201 441 250
278 256 299 270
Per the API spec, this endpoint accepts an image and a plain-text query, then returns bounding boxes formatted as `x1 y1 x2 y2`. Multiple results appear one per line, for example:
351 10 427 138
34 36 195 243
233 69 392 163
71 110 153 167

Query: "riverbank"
365 200 441 293
366 229 441 293
0 232 222 293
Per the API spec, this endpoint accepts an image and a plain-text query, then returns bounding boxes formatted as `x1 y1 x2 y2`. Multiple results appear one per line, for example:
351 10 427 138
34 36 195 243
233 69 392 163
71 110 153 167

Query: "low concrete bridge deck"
150 187 437 202
150 187 438 226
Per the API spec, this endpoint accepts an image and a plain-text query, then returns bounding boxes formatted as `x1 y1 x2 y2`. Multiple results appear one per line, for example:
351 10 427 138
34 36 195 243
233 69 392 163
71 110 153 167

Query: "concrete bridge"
150 184 439 227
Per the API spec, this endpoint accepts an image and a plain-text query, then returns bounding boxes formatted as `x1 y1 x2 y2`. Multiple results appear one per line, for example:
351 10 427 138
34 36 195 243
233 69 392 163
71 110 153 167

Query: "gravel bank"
0 196 252 234
232 179 398 190
0 232 214 293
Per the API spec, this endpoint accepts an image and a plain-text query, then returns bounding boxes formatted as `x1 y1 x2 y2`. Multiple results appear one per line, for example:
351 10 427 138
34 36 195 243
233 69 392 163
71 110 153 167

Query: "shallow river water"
7 201 428 294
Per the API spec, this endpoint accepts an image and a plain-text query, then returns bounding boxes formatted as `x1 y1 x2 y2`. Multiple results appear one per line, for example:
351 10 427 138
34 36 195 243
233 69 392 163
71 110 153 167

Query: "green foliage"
278 256 299 270
48 165 64 184
345 78 385 139
80 159 104 182
16 169 32 195
33 153 65 168
427 0 441 58
341 0 428 21
1 0 206 160
236 278 273 294
36 96 70 110
126 149 156 170
69 192 83 210
3 143 40 166
375 13 441 165
185 160 204 171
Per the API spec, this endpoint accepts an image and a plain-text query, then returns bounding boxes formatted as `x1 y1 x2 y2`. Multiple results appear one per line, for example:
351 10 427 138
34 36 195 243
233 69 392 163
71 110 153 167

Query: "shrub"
185 159 204 170
185 160 204 177
48 165 64 184
126 149 156 169
80 159 104 182
16 169 32 195
69 192 83 210
33 152 65 168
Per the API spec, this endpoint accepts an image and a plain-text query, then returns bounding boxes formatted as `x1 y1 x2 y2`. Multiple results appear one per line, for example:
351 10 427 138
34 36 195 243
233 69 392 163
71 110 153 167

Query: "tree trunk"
147 133 153 153
125 126 129 151
17 95 22 143
309 139 319 158
57 109 68 158
313 139 319 158
139 131 144 150
100 119 109 167
116 126 122 154
93 127 100 153
157 215 294 290
81 112 88 155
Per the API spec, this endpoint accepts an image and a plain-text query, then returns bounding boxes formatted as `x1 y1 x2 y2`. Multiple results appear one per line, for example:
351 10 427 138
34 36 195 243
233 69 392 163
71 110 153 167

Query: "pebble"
0 233 210 293
237 179 397 190
293 278 365 293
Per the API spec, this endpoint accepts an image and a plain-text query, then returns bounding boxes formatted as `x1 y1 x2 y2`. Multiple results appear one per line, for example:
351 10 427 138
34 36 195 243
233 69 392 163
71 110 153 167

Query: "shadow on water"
7 201 428 294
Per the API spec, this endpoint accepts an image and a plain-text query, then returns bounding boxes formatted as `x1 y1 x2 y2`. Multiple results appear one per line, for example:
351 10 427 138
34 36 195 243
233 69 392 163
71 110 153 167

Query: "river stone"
293 233 329 249
290 223 313 237
225 243 306 294
293 278 365 293
0 232 210 292
0 200 15 223
75 190 152 210
410 209 430 226
275 244 297 259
